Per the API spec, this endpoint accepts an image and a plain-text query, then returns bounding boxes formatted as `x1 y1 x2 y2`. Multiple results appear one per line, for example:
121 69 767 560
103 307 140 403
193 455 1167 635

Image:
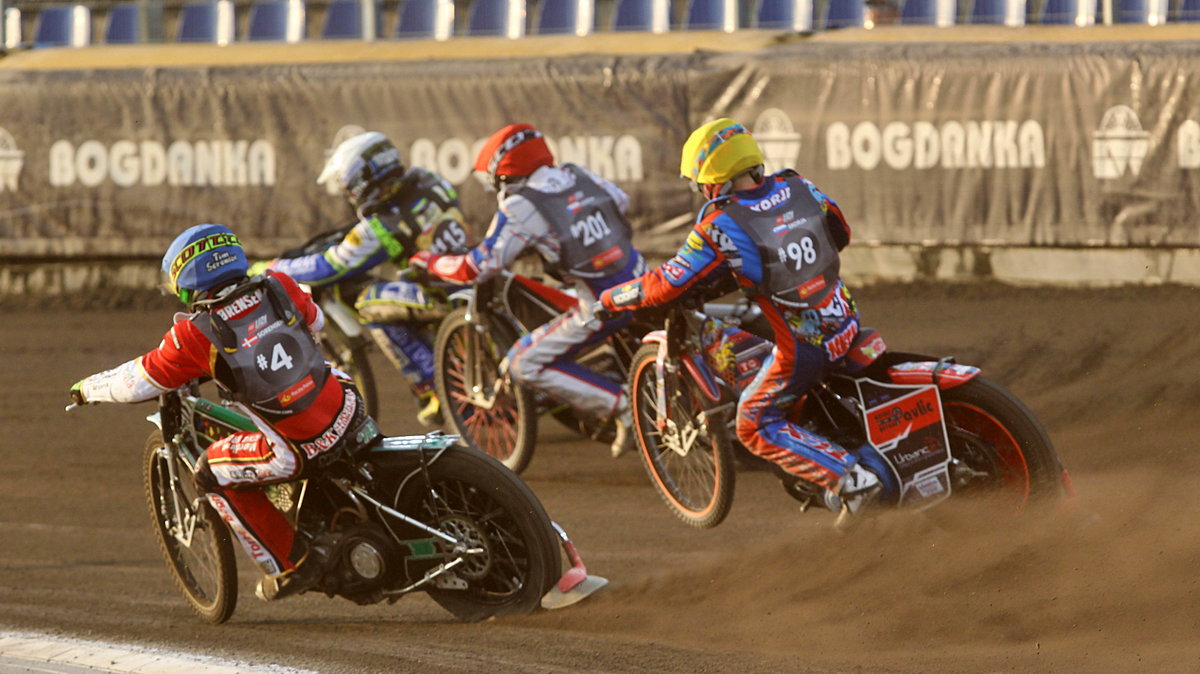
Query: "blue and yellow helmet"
161 224 248 306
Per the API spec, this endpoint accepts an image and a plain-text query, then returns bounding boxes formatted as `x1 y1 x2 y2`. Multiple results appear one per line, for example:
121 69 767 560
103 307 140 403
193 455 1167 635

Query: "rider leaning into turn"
253 132 473 427
599 118 882 520
409 123 647 458
70 224 377 601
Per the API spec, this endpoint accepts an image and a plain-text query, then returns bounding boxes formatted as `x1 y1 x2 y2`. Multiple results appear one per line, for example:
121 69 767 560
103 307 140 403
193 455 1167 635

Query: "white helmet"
317 131 406 209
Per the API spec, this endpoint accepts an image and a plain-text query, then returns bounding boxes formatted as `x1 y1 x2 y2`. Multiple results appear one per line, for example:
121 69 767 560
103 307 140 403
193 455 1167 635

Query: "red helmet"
473 123 554 190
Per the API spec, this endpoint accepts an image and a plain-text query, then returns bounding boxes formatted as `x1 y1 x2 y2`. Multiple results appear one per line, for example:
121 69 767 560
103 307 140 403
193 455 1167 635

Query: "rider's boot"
255 538 332 602
827 463 882 532
609 406 635 459
416 391 443 427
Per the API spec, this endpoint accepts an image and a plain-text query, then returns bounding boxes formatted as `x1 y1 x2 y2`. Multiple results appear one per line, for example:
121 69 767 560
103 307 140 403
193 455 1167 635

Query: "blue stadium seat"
34 4 90 48
467 0 524 37
970 0 1024 23
900 0 956 24
1039 0 1095 23
105 3 140 43
686 0 736 30
323 0 380 39
1113 0 1168 22
757 0 813 31
612 0 670 31
823 0 865 28
247 0 304 42
177 0 235 43
395 0 454 39
537 0 593 35
1176 0 1200 20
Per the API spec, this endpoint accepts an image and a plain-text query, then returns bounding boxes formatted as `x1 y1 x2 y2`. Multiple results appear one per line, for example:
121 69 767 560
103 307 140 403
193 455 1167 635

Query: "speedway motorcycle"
625 298 1072 528
432 269 654 474
66 383 605 624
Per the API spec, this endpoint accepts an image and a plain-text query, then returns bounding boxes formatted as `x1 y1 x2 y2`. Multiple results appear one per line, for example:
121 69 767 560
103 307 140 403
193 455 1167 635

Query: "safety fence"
1 33 1199 289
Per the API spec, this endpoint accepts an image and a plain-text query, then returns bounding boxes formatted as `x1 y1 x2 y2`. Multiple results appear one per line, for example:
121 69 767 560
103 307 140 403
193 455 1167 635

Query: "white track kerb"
0 631 315 674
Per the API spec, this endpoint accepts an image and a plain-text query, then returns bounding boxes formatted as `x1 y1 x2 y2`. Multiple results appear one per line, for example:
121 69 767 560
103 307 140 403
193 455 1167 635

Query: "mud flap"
540 521 608 610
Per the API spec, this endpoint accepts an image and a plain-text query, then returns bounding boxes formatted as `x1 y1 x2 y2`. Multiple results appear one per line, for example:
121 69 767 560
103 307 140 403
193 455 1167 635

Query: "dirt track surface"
2 283 1199 673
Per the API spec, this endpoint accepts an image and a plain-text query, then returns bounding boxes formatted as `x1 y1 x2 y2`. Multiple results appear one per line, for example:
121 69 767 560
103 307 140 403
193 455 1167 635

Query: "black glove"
591 301 622 322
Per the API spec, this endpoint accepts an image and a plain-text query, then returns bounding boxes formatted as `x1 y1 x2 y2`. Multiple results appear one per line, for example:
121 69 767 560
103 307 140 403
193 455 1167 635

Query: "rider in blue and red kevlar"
70 224 378 600
408 123 647 458
599 119 882 520
254 132 473 426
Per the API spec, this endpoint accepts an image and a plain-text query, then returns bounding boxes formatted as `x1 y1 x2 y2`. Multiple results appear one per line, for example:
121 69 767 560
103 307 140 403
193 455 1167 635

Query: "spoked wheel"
628 344 735 528
397 449 560 621
434 307 536 473
143 431 238 624
940 376 1064 512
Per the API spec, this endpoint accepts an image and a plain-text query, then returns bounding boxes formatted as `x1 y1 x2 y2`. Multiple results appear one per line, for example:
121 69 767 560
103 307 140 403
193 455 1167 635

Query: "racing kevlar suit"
421 163 646 421
266 167 471 405
76 271 377 576
601 170 864 490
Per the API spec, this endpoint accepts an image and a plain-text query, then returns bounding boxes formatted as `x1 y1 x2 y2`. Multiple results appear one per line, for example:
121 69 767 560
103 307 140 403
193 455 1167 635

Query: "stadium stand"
685 0 737 30
756 0 813 30
537 0 593 34
823 0 866 28
33 3 90 47
322 0 379 39
176 0 234 43
395 0 454 38
245 0 304 41
970 0 1025 24
5 0 1200 51
611 0 669 31
1039 0 1096 24
466 0 524 37
1176 0 1200 20
1114 0 1169 22
900 0 956 25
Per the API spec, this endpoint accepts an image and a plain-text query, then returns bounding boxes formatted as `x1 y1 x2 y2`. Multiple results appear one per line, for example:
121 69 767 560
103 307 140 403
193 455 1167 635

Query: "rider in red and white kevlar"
409 123 647 458
70 224 377 600
598 119 882 521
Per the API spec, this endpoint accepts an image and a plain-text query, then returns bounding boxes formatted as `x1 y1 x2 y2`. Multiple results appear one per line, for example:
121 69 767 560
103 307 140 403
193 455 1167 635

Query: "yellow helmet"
679 118 765 185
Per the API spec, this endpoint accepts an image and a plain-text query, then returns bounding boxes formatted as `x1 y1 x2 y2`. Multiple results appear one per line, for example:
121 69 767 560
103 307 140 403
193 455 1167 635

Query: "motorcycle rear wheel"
143 431 238 624
628 344 736 529
396 448 561 621
434 307 537 473
939 376 1064 510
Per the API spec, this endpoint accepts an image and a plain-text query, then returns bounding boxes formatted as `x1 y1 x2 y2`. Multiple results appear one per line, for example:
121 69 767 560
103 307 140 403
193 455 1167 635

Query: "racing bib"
522 164 633 279
722 175 840 309
194 277 327 415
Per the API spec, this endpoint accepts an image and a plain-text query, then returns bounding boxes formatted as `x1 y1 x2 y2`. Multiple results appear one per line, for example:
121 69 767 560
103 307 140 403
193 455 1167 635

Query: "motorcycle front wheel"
628 344 736 529
395 448 561 621
433 307 537 473
143 431 238 624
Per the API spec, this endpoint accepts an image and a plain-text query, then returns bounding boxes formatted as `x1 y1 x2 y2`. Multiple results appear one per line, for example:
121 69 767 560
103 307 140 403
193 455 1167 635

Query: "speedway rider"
70 224 376 600
598 118 882 522
253 132 472 427
409 123 646 458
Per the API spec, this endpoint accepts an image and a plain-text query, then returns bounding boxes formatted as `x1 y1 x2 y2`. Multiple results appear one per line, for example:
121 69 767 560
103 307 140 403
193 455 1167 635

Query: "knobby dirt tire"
628 344 736 529
143 431 238 624
397 448 561 621
433 307 537 473
938 375 1064 510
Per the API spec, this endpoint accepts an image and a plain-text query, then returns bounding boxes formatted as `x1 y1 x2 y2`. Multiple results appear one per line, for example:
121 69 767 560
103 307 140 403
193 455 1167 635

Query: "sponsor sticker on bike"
857 379 953 509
